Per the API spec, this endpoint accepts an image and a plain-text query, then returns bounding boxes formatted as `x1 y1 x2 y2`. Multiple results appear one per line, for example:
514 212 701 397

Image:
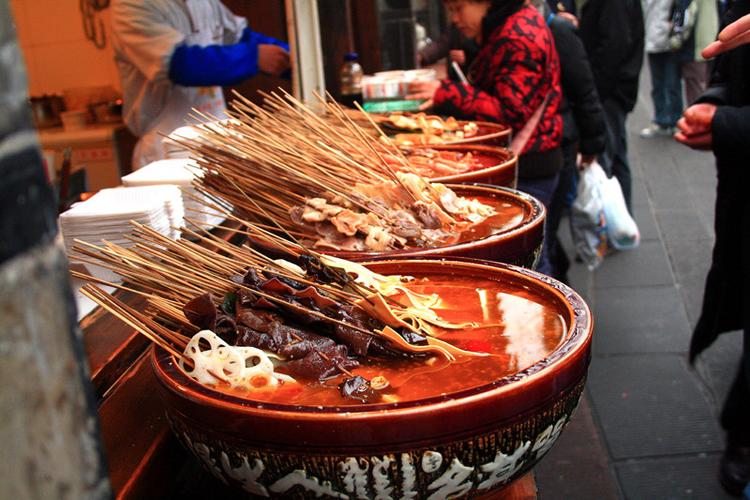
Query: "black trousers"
721 327 750 444
601 98 633 213
546 140 577 280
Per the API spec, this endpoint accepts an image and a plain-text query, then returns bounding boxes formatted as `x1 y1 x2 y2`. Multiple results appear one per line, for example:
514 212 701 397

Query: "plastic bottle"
340 52 363 108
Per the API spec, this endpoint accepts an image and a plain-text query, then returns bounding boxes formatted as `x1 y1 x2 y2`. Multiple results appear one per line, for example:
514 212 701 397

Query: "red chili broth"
450 195 526 245
406 150 501 178
464 152 502 171
218 274 566 406
432 151 502 176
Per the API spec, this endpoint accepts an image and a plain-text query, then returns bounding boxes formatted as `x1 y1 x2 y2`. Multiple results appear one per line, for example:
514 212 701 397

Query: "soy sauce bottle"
340 52 363 108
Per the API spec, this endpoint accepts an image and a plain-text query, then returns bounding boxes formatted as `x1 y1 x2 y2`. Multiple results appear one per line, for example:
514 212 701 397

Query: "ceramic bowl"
152 258 593 499
389 121 511 148
446 121 511 148
323 184 544 269
406 144 517 188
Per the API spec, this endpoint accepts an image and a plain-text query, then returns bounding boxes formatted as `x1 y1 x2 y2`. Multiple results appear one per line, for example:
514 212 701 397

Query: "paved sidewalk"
534 73 743 499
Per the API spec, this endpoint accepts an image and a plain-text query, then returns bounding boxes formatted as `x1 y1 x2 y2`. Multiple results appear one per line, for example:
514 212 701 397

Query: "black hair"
481 0 526 43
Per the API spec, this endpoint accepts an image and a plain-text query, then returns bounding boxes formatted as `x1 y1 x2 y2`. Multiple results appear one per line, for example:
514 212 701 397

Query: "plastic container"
361 99 422 113
361 68 437 112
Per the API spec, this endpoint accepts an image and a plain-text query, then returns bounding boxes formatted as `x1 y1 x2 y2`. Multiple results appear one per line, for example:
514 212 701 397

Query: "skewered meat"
291 173 495 252
288 345 358 380
183 265 438 383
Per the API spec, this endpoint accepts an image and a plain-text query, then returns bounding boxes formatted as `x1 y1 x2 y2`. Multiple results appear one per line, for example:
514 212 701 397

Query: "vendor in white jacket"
111 0 290 169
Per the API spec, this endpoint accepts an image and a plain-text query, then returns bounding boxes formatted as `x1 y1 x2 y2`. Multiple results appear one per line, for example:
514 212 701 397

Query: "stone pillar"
0 2 111 498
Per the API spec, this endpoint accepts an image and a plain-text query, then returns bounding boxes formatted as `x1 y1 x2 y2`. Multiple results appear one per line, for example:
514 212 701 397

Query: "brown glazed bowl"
323 184 544 269
406 144 518 188
371 113 511 148
152 259 593 499
446 121 511 148
391 121 511 149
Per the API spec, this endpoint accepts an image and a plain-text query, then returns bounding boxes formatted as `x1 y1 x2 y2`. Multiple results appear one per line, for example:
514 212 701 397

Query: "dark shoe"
720 443 750 497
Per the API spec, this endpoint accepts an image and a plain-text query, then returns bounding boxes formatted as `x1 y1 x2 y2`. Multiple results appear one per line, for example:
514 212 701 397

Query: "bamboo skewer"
71 203 475 365
80 284 190 363
166 89 496 257
70 91 501 378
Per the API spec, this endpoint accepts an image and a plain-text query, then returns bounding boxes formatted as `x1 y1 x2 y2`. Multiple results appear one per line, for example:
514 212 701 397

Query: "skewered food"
73 220 488 404
169 91 498 252
73 219 564 406
399 148 486 177
384 112 479 146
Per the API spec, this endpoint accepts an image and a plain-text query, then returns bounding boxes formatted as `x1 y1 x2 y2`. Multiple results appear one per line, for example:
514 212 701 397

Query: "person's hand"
406 79 441 100
449 50 466 65
680 103 716 134
675 129 713 149
258 44 290 76
580 154 597 167
557 12 579 28
702 14 750 58
406 79 442 110
675 103 717 150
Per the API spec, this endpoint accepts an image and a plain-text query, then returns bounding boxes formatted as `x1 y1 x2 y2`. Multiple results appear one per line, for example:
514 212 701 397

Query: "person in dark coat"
578 0 645 213
539 3 606 282
675 1 750 495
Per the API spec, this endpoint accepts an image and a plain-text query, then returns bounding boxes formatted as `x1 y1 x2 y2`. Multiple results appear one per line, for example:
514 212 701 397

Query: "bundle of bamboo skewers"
168 91 496 253
73 213 482 372
71 92 503 397
173 90 408 212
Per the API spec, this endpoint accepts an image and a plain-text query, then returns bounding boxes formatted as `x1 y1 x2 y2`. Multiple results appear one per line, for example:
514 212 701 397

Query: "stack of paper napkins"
121 158 226 230
60 185 183 282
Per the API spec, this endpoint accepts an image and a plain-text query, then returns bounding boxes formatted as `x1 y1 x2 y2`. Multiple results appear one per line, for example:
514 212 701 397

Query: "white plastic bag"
600 175 640 250
570 161 608 270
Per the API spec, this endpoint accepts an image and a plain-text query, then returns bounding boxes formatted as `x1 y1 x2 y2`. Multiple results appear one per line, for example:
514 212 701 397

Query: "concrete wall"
0 1 111 497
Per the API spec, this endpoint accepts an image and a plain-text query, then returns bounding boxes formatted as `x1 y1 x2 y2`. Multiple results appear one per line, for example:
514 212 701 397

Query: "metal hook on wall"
80 0 109 49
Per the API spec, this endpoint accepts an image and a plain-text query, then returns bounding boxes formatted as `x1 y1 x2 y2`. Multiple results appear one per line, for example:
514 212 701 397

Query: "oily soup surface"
451 195 527 245
220 274 566 406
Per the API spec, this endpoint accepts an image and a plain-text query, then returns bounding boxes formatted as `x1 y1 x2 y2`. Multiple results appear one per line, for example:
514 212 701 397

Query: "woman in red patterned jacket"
409 0 563 274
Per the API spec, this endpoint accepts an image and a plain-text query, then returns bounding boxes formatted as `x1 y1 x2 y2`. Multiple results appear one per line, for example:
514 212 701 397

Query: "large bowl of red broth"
152 258 593 499
323 184 544 269
404 144 518 187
